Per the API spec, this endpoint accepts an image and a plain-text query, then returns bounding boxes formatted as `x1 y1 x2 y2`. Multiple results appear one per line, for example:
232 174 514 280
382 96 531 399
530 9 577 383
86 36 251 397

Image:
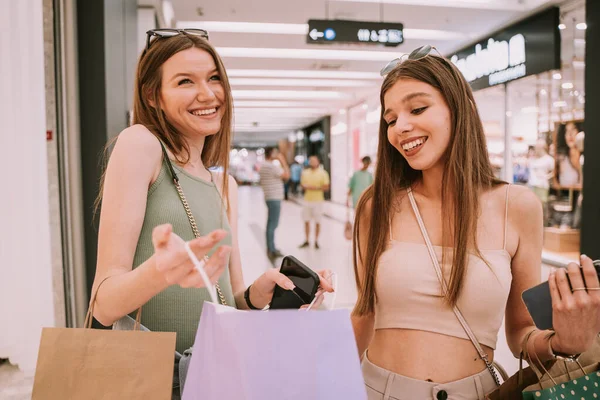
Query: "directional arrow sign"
307 19 404 46
309 29 324 41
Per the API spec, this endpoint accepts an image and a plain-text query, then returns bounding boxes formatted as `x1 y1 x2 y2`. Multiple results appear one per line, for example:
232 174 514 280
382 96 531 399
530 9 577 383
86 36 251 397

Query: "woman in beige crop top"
352 48 600 400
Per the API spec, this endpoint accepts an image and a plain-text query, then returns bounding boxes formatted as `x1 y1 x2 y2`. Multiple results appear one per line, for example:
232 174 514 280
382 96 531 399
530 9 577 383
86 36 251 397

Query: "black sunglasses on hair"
380 45 442 76
145 28 209 52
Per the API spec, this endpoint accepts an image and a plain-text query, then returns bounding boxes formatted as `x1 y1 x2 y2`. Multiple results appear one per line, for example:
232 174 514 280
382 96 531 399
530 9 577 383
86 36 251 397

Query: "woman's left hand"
549 255 600 355
250 268 335 309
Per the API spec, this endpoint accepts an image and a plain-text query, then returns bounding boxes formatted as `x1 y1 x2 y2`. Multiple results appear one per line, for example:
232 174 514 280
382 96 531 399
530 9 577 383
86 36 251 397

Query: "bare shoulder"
505 184 543 241
211 171 238 191
113 124 162 160
506 184 542 216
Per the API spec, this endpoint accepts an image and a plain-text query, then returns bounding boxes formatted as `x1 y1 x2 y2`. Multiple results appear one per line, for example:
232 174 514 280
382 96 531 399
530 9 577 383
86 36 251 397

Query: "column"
76 0 138 297
581 0 600 258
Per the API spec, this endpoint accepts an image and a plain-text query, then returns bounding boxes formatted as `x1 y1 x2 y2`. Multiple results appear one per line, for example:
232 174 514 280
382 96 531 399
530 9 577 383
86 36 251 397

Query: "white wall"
0 0 56 374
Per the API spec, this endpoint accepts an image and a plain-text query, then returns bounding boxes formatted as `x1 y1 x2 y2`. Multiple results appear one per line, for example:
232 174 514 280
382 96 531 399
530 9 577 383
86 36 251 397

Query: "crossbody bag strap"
407 188 500 386
158 140 227 306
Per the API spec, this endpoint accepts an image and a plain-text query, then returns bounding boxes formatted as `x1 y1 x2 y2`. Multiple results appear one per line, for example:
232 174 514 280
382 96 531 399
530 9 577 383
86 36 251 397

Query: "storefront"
330 96 379 205
450 3 587 261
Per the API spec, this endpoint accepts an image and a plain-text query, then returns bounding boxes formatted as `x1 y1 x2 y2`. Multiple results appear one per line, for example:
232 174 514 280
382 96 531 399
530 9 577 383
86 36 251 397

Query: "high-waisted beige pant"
362 353 498 400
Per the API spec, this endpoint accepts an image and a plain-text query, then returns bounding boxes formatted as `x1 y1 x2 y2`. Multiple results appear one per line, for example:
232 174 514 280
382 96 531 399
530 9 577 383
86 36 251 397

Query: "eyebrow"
170 68 219 82
383 92 433 119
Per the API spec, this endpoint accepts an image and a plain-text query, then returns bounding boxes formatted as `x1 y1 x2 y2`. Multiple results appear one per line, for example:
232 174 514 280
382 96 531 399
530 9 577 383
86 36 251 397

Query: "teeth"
190 108 216 116
402 138 426 151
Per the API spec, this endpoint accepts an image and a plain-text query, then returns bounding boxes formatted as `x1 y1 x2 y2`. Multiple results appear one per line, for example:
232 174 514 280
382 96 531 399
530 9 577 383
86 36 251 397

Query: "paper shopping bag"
182 302 367 400
32 278 176 400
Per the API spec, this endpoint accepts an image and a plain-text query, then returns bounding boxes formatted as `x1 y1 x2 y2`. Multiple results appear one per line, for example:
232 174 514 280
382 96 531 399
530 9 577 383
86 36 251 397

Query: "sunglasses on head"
145 28 209 52
380 45 442 77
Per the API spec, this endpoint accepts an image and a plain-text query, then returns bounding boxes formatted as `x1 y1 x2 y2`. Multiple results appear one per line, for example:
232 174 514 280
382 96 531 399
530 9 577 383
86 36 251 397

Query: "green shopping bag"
522 357 600 399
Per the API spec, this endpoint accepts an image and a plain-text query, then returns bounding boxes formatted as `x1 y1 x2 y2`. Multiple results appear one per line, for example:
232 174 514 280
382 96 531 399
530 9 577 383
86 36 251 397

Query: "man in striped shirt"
259 147 290 261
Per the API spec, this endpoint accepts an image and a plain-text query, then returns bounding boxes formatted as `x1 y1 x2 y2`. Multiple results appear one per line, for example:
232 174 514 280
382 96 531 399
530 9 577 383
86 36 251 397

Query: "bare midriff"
367 328 495 383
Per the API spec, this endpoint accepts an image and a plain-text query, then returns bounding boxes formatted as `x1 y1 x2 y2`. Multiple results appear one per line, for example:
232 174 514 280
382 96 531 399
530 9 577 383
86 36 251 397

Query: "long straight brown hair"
352 55 503 315
95 34 233 213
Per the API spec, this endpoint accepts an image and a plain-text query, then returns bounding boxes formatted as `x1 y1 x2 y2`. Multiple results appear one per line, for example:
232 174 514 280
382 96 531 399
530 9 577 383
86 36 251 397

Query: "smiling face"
383 78 452 172
159 47 225 139
565 122 579 148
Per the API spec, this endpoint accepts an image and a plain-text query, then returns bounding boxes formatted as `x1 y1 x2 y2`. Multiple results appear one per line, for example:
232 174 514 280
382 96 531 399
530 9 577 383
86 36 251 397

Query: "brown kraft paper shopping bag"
32 277 176 400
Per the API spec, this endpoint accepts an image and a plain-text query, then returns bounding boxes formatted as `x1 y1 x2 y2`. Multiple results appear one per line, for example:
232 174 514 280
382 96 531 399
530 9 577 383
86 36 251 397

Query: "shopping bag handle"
184 242 218 304
84 275 142 330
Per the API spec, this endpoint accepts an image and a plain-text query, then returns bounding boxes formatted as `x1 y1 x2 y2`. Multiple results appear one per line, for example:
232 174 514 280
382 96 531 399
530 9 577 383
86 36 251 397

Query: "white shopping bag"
182 302 367 400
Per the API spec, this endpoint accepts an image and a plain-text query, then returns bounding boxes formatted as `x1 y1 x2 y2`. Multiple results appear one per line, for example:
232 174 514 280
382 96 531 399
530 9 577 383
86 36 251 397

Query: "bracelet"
244 285 261 310
547 332 581 362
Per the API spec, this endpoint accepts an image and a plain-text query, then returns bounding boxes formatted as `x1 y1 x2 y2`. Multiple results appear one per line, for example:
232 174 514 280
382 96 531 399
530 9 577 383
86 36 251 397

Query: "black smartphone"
522 260 600 330
269 256 320 310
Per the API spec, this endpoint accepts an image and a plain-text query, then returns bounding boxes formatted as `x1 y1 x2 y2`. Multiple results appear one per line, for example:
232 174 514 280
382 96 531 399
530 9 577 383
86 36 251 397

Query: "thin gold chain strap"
174 180 228 306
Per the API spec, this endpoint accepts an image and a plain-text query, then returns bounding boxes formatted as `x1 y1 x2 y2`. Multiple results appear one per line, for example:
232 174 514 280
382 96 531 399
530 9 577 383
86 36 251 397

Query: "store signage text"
448 7 560 91
307 19 404 46
451 34 526 86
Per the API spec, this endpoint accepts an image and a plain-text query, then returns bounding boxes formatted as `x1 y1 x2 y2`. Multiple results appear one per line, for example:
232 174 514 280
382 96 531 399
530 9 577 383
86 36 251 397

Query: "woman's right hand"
152 224 231 288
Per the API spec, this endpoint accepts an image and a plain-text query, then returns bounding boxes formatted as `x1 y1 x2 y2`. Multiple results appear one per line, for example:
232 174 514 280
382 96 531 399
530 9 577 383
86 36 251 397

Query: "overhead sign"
307 19 404 46
448 7 560 91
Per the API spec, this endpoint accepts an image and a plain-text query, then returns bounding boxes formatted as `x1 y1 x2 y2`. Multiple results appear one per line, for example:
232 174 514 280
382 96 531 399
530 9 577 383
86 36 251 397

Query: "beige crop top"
374 186 513 350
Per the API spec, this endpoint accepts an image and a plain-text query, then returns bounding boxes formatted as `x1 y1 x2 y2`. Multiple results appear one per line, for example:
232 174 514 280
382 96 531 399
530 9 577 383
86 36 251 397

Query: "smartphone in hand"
269 256 320 310
522 260 600 330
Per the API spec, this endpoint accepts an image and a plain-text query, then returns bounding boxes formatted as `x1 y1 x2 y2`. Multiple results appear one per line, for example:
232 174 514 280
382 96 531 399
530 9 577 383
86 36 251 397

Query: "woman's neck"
179 136 210 178
414 164 446 201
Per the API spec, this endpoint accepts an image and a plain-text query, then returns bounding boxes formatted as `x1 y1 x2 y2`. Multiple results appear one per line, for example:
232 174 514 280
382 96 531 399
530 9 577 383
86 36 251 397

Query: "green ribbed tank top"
132 160 235 353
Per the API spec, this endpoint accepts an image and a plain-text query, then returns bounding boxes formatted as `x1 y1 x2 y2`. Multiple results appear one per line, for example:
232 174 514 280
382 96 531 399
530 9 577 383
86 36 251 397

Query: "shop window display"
470 3 586 258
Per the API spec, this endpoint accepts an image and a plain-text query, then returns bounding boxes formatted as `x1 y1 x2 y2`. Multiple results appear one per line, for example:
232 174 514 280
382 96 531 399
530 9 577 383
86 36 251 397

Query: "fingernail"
581 254 589 261
285 281 295 290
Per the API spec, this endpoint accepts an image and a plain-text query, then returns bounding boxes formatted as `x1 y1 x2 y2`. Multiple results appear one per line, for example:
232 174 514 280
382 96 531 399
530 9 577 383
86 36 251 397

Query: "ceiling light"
521 106 539 114
553 73 562 80
228 78 376 87
339 109 347 115
573 61 585 69
558 24 566 30
232 90 351 100
576 23 587 30
235 108 326 114
217 47 400 61
539 89 547 96
561 82 574 89
234 101 336 108
574 39 586 46
180 21 307 35
362 104 369 110
227 69 382 80
553 101 567 108
178 20 470 41
331 122 348 136
331 0 525 11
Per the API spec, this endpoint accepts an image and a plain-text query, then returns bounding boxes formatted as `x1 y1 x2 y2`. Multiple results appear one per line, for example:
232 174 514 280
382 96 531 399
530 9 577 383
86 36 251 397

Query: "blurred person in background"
289 160 303 196
556 121 582 186
348 156 374 209
299 155 330 249
90 30 332 399
352 47 600 399
528 139 555 225
259 146 289 261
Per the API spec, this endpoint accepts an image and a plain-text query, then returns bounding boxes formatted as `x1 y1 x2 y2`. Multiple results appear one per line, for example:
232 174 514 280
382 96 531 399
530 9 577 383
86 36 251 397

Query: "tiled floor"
2 185 564 397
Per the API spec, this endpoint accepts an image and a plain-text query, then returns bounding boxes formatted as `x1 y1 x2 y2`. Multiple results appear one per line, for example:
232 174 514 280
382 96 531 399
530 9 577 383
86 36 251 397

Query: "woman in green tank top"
90 31 333 399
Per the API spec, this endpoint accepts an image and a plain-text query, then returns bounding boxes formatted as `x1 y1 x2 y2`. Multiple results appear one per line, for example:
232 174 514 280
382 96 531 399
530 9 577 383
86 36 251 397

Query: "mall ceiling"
142 0 565 143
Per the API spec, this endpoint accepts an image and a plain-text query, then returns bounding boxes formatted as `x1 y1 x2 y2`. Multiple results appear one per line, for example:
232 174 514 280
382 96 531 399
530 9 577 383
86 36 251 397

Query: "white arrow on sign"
309 28 324 40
